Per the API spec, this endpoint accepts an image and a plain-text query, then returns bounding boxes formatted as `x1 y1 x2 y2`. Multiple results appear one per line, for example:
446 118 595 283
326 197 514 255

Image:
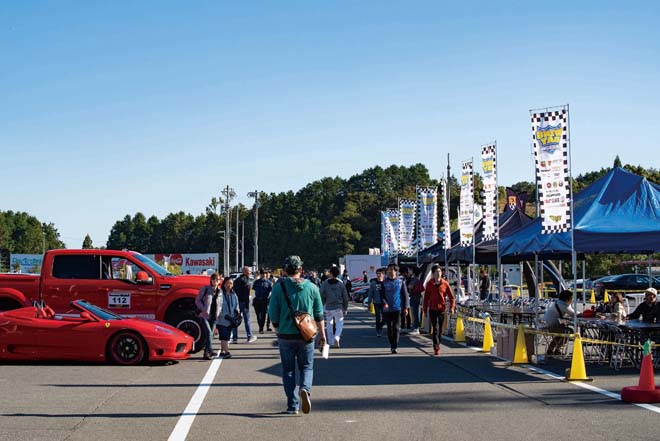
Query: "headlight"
155 325 175 334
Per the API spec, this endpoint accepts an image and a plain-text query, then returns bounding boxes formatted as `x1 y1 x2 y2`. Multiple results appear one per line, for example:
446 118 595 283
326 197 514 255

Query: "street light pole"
241 220 245 268
235 205 240 272
247 190 259 271
221 185 236 276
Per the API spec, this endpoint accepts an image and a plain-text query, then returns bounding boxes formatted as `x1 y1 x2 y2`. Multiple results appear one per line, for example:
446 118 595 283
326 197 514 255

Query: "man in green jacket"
269 255 326 415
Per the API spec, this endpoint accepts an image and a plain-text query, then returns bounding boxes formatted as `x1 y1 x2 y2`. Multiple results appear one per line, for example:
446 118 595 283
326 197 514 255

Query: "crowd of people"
193 257 457 415
194 254 660 415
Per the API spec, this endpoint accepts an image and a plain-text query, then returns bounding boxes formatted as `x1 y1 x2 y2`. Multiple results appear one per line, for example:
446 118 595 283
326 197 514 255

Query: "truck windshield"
133 254 174 276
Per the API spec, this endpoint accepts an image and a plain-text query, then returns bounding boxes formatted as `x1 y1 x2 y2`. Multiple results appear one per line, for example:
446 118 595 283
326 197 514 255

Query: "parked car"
592 274 660 300
0 299 193 365
0 249 211 352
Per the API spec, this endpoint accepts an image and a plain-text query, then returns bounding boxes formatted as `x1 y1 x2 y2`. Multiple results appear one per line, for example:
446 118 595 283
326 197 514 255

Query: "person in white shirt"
543 289 574 356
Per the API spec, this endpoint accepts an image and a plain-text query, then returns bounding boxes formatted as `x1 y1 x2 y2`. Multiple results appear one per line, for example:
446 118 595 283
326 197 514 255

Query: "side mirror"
80 311 95 321
136 271 152 284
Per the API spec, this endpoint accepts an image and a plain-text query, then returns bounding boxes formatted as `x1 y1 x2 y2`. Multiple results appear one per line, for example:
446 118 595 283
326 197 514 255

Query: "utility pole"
241 220 245 268
247 190 259 271
221 185 236 276
235 204 240 272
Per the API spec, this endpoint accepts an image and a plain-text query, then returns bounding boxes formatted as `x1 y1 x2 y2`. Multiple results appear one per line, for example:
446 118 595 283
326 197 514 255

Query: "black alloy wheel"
108 331 146 365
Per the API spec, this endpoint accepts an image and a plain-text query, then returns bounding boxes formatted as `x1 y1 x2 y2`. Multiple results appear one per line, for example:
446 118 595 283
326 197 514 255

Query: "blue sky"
1 1 658 248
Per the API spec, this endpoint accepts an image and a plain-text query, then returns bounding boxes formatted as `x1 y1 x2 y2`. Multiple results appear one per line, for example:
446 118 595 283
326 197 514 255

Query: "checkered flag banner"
416 186 438 251
459 160 474 247
531 106 571 234
398 199 417 256
441 177 451 249
481 143 497 241
383 209 399 255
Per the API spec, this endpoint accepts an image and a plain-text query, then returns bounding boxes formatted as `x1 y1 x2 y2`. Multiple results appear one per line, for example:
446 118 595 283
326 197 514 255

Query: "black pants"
383 311 401 350
428 310 445 348
374 303 384 333
253 299 269 332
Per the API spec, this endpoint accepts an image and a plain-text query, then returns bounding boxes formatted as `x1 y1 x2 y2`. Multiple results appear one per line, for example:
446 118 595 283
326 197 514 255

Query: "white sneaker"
248 336 258 343
410 329 420 335
300 389 311 414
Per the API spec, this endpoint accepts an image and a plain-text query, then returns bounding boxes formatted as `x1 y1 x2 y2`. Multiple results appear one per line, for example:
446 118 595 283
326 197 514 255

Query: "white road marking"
528 365 660 415
442 334 660 415
168 356 223 441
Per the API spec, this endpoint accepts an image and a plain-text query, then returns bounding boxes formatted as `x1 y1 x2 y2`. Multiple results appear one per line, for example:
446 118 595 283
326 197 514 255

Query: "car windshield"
77 301 123 320
133 253 174 276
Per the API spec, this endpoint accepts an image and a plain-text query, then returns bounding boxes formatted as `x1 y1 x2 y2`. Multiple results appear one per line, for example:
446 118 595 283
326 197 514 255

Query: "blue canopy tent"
448 208 533 264
500 167 660 259
417 208 532 264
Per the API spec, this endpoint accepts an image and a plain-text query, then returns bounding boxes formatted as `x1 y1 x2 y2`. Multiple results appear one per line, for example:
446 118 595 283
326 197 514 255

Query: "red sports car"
0 300 193 365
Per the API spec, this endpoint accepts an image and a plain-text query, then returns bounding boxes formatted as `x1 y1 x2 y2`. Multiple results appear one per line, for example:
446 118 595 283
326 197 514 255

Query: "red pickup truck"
0 249 210 351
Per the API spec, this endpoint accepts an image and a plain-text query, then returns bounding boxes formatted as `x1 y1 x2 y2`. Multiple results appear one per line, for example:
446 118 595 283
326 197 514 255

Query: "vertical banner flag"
531 106 571 234
481 144 497 241
384 209 400 255
441 177 451 249
398 199 417 256
459 160 474 247
380 211 387 255
416 186 438 251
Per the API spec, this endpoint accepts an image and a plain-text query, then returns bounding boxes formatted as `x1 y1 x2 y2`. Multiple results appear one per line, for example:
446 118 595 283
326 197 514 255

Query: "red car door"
34 316 107 360
99 255 158 319
44 254 103 313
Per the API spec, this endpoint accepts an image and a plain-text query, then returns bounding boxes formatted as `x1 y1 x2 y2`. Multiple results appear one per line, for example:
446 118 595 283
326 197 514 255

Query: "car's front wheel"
170 311 205 353
107 331 147 365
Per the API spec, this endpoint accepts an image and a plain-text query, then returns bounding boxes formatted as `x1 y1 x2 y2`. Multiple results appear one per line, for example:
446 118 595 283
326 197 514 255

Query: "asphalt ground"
1 305 659 441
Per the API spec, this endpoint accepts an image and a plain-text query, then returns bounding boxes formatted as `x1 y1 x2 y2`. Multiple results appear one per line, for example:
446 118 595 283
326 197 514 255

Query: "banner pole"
495 141 501 302
567 104 578 332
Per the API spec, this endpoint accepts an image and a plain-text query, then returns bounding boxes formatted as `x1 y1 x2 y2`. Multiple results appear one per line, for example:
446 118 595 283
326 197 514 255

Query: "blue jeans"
410 295 422 329
278 338 314 411
231 301 253 340
201 317 214 354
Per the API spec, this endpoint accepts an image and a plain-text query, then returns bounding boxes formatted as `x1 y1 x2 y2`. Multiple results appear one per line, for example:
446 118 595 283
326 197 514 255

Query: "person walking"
403 267 425 335
195 272 223 360
367 268 386 337
320 266 349 349
269 256 326 415
233 266 257 343
217 278 241 359
381 264 410 354
253 269 273 334
479 269 491 301
423 266 456 356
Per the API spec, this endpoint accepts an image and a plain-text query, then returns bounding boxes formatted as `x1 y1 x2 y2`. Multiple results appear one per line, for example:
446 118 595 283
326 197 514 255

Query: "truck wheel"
107 331 147 365
0 298 23 312
169 311 205 354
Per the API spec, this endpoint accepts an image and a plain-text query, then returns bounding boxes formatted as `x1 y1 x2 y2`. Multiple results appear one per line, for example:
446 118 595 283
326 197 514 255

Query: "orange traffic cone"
621 340 660 403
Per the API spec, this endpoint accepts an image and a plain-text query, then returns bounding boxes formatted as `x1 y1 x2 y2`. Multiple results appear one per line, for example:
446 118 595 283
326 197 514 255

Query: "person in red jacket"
423 265 456 356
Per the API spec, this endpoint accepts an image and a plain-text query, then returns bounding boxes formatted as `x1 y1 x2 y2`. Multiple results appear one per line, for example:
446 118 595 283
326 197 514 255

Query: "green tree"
82 234 94 249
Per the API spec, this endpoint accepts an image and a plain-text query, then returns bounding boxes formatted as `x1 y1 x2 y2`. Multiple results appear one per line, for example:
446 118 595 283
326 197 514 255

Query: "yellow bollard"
563 335 592 382
512 324 529 364
603 290 610 304
482 317 494 352
589 290 596 304
455 316 466 342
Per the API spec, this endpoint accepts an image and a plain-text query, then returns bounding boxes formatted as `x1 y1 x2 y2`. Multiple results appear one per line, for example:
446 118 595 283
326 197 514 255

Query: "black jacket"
234 275 252 303
627 302 658 322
